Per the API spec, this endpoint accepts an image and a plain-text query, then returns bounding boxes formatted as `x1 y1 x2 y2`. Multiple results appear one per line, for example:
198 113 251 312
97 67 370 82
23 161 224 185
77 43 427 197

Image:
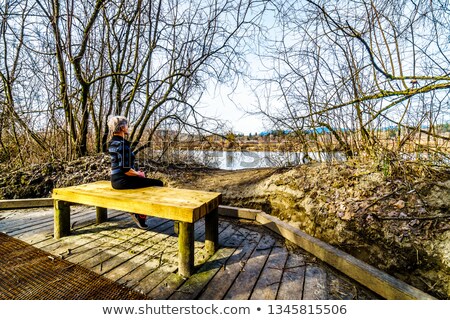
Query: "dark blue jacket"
108 136 135 175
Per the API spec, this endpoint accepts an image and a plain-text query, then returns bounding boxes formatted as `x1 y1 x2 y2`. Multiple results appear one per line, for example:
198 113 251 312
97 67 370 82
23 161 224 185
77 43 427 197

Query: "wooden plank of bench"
52 181 222 223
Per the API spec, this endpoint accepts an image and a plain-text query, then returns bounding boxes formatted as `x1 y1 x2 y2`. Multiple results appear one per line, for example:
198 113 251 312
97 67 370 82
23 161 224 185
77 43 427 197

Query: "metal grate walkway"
0 232 146 300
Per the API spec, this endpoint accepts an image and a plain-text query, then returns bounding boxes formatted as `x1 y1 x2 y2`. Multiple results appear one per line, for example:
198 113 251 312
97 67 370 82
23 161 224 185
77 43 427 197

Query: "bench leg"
54 200 70 239
205 208 219 256
178 221 194 277
174 221 179 235
96 207 108 223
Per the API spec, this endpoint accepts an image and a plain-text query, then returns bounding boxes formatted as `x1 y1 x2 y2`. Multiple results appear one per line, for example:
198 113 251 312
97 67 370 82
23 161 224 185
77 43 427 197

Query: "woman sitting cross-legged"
107 115 164 229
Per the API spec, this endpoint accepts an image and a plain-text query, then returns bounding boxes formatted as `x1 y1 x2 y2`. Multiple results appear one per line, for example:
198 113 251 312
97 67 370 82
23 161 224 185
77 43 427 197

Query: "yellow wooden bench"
51 181 222 277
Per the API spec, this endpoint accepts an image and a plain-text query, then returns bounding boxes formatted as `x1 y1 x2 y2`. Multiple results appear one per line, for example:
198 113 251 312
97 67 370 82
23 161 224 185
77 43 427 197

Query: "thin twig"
356 187 403 213
268 264 306 272
375 214 450 221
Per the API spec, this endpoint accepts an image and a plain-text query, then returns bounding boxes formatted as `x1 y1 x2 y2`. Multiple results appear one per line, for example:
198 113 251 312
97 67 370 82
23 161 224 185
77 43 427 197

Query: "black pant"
111 174 163 190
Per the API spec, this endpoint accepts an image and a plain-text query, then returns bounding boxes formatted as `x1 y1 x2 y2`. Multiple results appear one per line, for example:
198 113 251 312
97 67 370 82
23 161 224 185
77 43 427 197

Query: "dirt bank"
1 155 449 298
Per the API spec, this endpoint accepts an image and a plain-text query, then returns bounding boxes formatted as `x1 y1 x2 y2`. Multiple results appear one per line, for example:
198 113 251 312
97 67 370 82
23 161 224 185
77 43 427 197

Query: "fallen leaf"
393 200 405 209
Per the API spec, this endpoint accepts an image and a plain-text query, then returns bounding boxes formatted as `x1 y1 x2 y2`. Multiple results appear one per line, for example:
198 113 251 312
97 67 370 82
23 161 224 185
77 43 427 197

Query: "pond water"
175 150 345 170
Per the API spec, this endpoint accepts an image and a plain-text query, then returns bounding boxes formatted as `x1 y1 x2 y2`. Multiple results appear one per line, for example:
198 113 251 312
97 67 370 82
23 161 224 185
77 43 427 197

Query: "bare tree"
253 0 450 164
0 0 50 166
100 0 267 155
0 0 266 163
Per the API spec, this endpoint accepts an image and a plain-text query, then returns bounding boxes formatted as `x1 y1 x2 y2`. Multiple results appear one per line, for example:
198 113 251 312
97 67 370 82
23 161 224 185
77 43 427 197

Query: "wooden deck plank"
63 225 143 265
135 221 243 299
119 220 206 294
2 208 93 237
0 209 55 232
198 227 261 300
250 243 289 300
1 206 91 230
147 273 186 299
64 235 131 265
103 222 176 282
115 250 172 290
16 210 127 246
46 216 168 264
256 211 434 300
10 209 123 245
134 264 179 296
131 254 190 295
75 227 153 269
44 215 137 248
302 264 328 299
104 245 168 283
40 231 112 258
224 234 276 300
0 207 54 224
34 212 134 250
276 253 306 300
139 219 233 298
91 222 176 275
327 270 360 300
8 209 92 234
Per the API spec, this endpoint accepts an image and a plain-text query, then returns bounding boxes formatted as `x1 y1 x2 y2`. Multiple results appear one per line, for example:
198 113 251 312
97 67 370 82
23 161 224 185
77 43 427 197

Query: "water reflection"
177 150 345 170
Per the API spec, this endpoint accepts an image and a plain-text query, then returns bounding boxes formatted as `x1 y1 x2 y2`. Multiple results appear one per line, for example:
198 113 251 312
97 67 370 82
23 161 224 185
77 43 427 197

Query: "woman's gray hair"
108 115 128 134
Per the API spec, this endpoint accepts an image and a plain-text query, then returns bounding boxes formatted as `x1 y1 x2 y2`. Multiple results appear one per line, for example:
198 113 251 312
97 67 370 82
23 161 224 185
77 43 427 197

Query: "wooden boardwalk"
0 206 378 300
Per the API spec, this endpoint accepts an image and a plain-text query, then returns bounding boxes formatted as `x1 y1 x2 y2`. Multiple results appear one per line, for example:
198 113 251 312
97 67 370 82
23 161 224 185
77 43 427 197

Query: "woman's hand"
137 171 146 178
125 168 145 178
